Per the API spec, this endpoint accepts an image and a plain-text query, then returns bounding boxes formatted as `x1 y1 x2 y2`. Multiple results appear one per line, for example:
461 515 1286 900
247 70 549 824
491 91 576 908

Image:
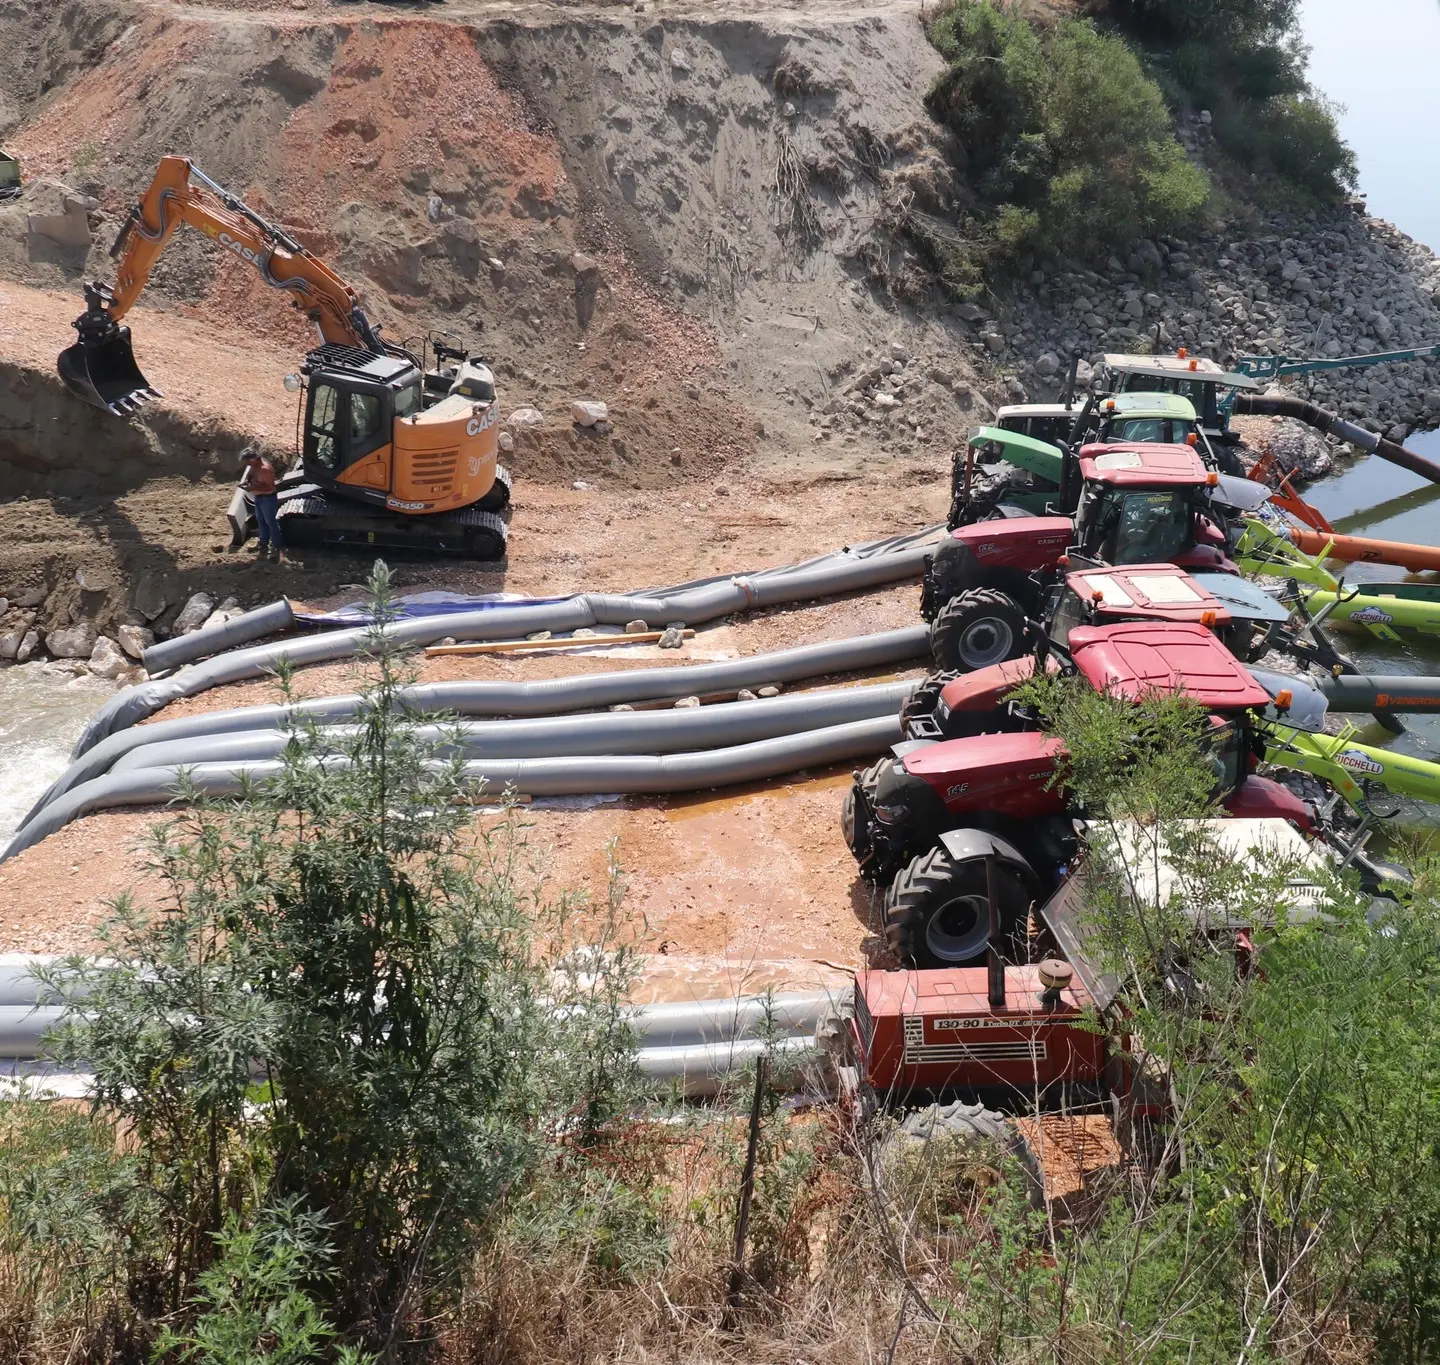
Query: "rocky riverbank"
970 197 1440 438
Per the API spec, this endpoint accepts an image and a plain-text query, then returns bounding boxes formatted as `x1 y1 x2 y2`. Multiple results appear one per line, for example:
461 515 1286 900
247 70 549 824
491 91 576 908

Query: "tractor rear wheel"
898 670 960 730
930 589 1027 673
884 844 1029 969
892 1101 1042 1204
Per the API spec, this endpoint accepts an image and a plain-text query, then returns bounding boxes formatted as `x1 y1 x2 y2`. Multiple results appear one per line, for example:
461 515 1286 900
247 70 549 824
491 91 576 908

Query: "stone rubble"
977 206 1440 436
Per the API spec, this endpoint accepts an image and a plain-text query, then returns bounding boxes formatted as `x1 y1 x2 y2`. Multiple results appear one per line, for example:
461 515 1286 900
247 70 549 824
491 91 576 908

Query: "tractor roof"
1069 620 1271 710
1099 392 1197 422
996 402 1081 421
969 424 1064 462
1065 564 1233 626
1076 442 1211 487
1103 353 1262 391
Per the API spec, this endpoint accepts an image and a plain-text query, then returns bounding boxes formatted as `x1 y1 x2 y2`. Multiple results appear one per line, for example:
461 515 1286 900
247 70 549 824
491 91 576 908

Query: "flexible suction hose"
30 628 927 821
1233 393 1440 485
76 535 938 753
142 598 295 675
105 683 911 777
6 714 902 861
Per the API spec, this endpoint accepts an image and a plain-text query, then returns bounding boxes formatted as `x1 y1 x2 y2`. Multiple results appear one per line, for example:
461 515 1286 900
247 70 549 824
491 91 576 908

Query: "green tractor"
0 151 19 203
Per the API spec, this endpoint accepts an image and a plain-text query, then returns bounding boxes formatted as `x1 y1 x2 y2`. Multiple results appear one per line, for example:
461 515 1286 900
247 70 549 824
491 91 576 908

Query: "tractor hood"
970 425 1065 467
1069 621 1272 710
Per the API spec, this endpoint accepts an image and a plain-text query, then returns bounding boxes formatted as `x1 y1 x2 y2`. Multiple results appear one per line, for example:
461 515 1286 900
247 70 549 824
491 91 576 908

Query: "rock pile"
977 207 1440 434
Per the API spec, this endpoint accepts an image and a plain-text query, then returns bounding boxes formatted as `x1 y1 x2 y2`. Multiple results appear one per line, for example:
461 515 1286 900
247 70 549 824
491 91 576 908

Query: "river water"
0 665 116 840
1289 1 1440 777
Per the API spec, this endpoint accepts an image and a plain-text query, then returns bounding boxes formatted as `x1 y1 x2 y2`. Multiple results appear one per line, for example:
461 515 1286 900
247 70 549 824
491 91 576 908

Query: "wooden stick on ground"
424 629 694 657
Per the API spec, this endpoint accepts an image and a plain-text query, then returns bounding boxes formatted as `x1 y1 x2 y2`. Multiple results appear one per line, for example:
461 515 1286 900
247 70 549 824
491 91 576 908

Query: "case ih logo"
1350 606 1394 625
1336 748 1384 775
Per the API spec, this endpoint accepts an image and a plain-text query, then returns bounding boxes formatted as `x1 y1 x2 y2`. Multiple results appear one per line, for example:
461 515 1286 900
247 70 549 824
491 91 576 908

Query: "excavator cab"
0 150 19 202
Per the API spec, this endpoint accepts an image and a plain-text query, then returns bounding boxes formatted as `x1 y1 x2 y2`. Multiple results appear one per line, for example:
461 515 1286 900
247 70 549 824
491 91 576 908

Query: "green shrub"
923 3 1209 267
1215 92 1358 201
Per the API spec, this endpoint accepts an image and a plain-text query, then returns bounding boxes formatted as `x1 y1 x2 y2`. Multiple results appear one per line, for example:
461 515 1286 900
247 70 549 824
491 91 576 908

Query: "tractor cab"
1101 351 1261 451
995 401 1083 448
1068 620 1274 803
1094 392 1207 450
1071 443 1231 570
1045 563 1233 651
0 151 19 202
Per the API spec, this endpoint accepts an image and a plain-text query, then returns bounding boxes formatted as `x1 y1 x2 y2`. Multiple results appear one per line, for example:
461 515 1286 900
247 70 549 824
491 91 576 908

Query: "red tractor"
901 560 1341 742
923 442 1234 672
842 622 1313 969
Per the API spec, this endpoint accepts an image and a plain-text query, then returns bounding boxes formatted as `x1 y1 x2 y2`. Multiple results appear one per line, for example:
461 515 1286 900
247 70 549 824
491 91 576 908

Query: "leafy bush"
924 3 1209 266
25 562 640 1354
1100 0 1356 202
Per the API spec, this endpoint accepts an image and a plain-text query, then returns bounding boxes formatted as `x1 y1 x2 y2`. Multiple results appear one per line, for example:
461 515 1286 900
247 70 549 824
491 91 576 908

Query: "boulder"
1266 419 1335 481
657 626 686 649
117 623 155 660
957 302 990 323
16 631 39 663
0 629 23 661
46 623 96 659
12 585 46 609
88 635 128 680
507 407 545 430
172 592 216 635
1035 352 1060 378
571 400 609 427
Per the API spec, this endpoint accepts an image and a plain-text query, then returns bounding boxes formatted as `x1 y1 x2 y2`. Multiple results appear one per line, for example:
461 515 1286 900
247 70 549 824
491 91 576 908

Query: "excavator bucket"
57 323 162 416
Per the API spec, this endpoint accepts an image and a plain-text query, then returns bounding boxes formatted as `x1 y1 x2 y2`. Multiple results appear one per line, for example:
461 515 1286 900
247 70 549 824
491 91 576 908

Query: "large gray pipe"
75 537 937 752
0 954 842 1102
631 991 840 1047
142 598 296 675
636 1035 816 1097
6 714 901 860
33 628 927 820
1316 674 1440 713
106 683 911 778
1233 393 1440 485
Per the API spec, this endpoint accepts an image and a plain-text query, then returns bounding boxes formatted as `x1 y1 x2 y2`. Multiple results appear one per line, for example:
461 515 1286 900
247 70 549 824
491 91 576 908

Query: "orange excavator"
58 156 510 558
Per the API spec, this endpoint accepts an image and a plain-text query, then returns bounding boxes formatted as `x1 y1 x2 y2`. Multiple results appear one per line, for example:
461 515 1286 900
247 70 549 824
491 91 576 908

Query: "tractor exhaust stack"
985 855 1006 1009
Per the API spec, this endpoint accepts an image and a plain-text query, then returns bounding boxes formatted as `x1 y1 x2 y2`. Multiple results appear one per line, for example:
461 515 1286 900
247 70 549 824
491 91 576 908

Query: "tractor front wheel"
898 670 960 730
884 844 1030 969
930 589 1027 673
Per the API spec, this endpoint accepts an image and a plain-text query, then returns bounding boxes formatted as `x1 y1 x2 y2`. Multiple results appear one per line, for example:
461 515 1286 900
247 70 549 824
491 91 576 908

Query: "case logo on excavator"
217 230 264 269
465 407 499 438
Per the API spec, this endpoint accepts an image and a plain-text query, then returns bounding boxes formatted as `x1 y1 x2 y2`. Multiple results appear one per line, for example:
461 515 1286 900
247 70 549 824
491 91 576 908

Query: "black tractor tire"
899 670 961 730
892 1101 1043 1205
477 463 513 512
930 589 1027 673
841 757 890 864
884 844 1030 969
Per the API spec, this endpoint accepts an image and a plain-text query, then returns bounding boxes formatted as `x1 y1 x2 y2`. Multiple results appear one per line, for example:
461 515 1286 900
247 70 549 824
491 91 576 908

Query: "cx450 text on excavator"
57 156 510 558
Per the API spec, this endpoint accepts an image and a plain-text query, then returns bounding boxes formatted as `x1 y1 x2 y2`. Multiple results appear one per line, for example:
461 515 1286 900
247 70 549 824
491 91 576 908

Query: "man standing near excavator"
240 448 283 561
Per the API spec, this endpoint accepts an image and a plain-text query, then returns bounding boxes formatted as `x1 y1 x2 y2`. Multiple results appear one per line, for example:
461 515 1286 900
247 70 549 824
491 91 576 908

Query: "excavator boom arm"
105 155 374 349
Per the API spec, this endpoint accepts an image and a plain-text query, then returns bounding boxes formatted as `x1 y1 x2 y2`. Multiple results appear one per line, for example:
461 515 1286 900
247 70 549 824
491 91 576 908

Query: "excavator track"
276 489 509 560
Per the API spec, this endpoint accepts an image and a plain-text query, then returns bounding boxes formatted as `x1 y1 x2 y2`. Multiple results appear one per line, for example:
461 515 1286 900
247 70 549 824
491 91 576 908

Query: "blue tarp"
298 590 573 627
